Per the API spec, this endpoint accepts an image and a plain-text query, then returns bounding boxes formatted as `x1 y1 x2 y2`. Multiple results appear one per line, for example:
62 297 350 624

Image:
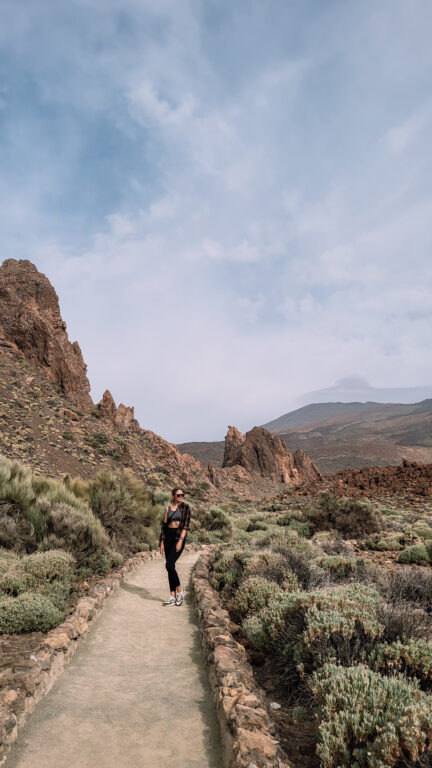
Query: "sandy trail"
5 550 223 768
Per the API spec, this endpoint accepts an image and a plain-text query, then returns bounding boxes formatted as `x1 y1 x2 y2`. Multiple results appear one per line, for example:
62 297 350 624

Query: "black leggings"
164 528 186 591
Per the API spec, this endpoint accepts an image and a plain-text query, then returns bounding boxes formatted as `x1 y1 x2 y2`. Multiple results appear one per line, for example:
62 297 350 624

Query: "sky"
1 0 431 442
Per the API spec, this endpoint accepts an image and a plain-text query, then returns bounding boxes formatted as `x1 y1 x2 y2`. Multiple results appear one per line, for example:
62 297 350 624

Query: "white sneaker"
162 595 176 606
175 590 184 606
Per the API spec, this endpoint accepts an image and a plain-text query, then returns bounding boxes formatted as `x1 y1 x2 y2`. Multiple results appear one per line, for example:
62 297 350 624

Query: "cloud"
0 0 432 441
383 105 432 154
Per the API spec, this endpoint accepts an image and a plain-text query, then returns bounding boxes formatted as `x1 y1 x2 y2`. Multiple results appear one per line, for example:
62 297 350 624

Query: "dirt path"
5 550 223 768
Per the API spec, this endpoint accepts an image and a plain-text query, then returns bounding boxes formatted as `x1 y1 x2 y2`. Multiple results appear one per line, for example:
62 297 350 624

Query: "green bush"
0 549 75 611
211 547 252 590
415 527 432 541
233 576 283 620
0 455 113 570
243 613 267 652
312 663 432 768
387 568 432 613
243 551 293 584
316 555 357 580
79 471 162 554
0 592 62 633
369 639 432 690
193 507 233 541
307 492 382 538
276 514 311 538
255 528 311 552
248 583 383 671
246 520 267 532
398 544 430 565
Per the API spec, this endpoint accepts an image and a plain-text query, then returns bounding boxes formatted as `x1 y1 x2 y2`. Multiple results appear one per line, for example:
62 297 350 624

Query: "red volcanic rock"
97 389 139 431
302 458 432 499
0 259 92 410
293 448 322 483
222 426 247 467
97 389 117 421
222 425 321 484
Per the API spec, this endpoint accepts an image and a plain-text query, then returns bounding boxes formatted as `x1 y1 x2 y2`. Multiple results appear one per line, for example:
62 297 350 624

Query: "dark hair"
171 487 184 503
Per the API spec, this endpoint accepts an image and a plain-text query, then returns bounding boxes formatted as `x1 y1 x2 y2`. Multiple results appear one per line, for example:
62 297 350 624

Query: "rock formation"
0 259 92 410
97 389 139 430
222 425 321 484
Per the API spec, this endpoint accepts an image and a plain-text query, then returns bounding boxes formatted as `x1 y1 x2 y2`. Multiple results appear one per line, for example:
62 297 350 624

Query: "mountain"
0 258 319 497
178 400 432 474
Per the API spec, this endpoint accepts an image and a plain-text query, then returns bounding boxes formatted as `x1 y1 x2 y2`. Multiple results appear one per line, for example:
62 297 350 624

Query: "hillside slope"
0 258 320 499
178 400 432 473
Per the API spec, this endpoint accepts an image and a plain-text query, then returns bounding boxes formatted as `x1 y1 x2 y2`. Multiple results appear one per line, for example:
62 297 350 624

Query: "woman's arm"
159 506 169 546
179 504 191 541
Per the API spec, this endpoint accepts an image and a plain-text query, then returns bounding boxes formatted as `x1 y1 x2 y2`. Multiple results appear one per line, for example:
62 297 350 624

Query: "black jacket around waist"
159 502 191 546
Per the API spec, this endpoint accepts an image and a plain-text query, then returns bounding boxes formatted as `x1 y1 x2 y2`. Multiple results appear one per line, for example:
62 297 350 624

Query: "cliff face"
222 425 321 484
0 259 93 410
0 259 210 489
0 258 320 496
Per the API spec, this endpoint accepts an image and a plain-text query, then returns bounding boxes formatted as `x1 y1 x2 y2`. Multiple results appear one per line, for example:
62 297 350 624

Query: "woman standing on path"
159 487 191 606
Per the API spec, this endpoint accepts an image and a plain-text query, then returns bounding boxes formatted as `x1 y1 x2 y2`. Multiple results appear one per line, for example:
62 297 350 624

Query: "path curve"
5 550 223 768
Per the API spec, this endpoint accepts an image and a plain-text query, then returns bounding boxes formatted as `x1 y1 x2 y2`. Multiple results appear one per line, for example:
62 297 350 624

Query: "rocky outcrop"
0 259 92 410
97 390 139 431
222 425 321 485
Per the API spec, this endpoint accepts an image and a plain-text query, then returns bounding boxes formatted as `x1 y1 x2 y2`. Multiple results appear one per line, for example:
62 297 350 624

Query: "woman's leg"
165 536 185 592
164 531 177 595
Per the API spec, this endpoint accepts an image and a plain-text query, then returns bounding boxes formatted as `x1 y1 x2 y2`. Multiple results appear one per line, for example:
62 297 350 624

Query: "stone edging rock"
0 544 198 765
191 547 292 768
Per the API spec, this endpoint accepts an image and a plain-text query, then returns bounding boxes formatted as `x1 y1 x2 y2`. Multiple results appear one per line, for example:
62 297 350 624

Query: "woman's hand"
160 542 164 555
175 538 183 552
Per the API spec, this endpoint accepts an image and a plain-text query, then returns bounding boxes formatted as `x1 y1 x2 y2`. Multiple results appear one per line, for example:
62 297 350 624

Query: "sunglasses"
175 492 184 497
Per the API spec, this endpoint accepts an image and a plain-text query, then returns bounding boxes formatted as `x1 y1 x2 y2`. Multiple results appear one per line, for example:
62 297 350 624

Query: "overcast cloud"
1 0 431 441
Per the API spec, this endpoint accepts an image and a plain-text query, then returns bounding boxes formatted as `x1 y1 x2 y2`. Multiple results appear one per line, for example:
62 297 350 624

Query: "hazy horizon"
1 1 431 442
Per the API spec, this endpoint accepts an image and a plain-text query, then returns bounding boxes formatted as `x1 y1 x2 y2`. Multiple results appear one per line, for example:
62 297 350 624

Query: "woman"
159 487 191 606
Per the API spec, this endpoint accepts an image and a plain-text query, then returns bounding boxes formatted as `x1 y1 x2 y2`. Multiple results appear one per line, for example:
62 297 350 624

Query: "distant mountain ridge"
178 400 432 474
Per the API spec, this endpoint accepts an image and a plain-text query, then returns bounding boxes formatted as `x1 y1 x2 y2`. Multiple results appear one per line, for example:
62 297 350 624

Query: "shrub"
0 592 62 633
312 663 432 768
0 455 113 570
0 549 75 611
233 576 283 620
246 520 267 532
365 534 403 552
243 552 293 584
81 471 161 554
243 614 267 652
273 548 329 591
387 567 432 613
210 547 252 590
369 639 432 690
307 492 382 538
398 544 430 565
377 601 432 644
256 528 311 553
416 527 432 541
276 514 311 538
197 507 233 541
249 583 383 673
316 556 357 580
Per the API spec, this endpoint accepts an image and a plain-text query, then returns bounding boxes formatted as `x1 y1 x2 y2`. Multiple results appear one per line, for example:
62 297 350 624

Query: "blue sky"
1 0 431 441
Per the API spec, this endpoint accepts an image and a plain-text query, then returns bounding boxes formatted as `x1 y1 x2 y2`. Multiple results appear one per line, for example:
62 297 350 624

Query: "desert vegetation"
205 491 432 767
0 454 238 634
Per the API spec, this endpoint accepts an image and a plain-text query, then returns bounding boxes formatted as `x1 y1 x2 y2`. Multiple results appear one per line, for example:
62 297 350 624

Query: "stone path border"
0 543 202 766
191 547 292 768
